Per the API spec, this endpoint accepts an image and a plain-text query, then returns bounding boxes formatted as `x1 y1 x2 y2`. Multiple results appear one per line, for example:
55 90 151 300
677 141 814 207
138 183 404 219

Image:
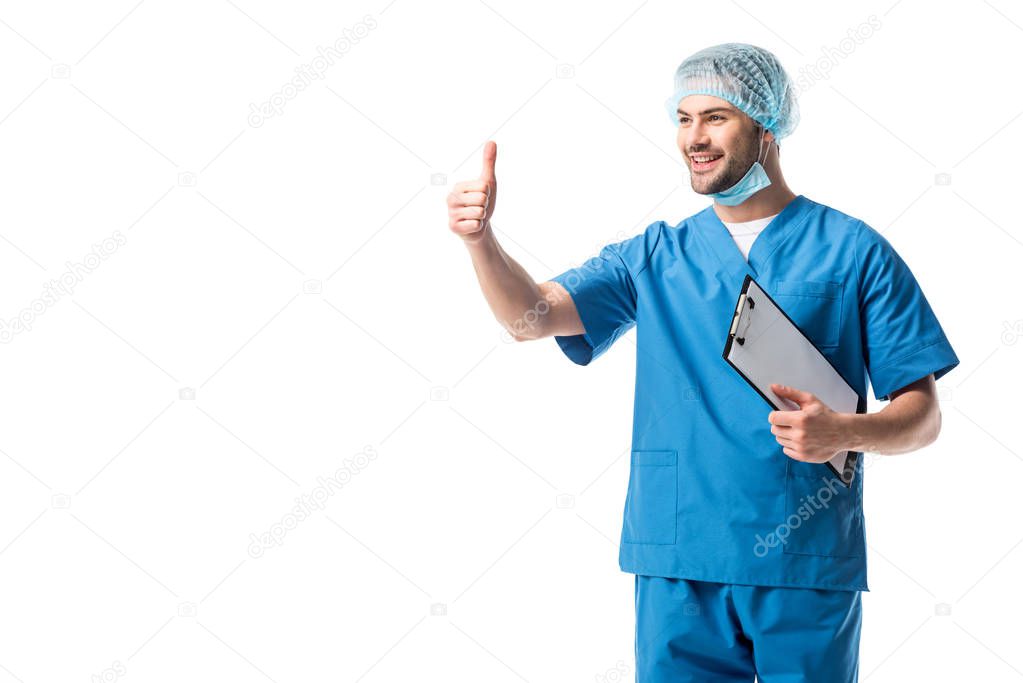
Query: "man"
447 43 958 682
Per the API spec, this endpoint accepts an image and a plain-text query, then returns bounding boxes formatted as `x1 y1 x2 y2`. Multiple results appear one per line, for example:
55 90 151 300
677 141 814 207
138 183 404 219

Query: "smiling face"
675 94 772 196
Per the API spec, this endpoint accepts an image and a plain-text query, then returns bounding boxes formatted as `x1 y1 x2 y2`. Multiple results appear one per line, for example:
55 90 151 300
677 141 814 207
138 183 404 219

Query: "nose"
681 120 710 152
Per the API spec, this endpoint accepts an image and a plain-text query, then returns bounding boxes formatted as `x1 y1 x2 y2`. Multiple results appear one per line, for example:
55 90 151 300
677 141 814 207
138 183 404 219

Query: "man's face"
675 94 766 195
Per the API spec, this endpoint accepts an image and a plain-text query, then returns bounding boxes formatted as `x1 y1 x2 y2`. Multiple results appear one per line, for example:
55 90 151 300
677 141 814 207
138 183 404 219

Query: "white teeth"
693 155 722 163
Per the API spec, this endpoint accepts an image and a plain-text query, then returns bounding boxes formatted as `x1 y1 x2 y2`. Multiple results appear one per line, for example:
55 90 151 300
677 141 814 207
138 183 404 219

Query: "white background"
0 0 1020 681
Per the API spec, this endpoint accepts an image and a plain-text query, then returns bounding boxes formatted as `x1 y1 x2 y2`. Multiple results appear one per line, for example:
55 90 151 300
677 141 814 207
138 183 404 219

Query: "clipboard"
722 274 864 486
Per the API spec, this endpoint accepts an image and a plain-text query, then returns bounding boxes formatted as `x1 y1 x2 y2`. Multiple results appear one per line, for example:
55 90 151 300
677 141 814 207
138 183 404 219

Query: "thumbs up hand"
448 140 498 244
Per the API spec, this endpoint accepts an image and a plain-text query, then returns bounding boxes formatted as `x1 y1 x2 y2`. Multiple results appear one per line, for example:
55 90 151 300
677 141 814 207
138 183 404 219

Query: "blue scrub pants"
635 575 861 682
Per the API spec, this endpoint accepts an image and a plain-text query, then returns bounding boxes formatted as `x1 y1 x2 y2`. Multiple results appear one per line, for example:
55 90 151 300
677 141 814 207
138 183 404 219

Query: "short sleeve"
548 224 661 366
856 222 960 401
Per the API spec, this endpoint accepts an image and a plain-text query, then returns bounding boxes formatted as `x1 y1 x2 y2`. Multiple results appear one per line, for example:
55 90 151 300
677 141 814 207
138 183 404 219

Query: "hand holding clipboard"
722 275 865 486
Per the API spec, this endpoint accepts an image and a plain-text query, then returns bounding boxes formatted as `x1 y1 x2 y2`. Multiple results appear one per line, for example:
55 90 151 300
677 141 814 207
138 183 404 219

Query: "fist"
448 140 497 244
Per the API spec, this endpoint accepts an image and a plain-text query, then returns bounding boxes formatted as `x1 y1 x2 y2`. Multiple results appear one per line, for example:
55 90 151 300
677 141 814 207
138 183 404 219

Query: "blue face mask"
707 126 772 206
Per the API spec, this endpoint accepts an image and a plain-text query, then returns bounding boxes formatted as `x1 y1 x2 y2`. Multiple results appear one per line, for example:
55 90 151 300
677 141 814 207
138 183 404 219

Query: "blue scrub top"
550 195 959 591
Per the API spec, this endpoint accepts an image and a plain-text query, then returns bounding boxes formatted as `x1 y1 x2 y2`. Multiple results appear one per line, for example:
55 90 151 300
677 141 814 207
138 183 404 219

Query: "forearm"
840 392 941 455
464 224 550 339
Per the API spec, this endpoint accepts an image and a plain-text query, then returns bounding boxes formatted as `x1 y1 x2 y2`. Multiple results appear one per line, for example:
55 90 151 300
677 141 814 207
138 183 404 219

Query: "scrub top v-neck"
721 213 777 261
549 194 959 591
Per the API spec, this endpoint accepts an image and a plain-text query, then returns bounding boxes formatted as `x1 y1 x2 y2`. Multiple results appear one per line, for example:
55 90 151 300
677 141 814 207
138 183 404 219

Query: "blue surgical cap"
665 43 799 140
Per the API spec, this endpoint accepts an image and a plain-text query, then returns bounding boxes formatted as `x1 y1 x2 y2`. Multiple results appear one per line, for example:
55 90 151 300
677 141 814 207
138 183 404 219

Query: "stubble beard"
688 131 761 195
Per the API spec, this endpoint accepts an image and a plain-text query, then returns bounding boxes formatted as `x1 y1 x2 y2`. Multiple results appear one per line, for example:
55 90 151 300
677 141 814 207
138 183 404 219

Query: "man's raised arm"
447 140 583 341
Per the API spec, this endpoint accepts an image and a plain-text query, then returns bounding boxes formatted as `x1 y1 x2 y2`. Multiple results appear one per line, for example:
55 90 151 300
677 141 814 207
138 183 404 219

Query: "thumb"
480 140 497 186
771 383 813 406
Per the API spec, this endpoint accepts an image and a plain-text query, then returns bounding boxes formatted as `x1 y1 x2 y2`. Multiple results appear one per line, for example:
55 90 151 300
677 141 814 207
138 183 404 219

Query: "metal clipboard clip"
728 292 755 345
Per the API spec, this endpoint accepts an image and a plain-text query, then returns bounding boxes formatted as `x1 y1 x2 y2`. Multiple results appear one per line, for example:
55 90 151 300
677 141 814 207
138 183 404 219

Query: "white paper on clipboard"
722 274 862 486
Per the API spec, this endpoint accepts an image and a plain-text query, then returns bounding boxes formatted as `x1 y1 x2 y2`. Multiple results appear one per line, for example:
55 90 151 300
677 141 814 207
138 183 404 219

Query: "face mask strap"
756 124 769 166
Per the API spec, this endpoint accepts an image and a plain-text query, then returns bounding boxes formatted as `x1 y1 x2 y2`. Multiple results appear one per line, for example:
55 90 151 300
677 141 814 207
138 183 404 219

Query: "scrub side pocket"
781 459 865 558
772 280 844 350
622 450 677 545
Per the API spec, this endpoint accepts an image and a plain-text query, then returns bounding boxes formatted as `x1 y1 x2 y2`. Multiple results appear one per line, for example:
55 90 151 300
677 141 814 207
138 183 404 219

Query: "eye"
709 115 724 121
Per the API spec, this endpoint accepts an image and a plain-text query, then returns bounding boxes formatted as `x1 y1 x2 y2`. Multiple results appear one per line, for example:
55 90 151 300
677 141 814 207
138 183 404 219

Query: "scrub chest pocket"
772 280 844 349
623 450 677 545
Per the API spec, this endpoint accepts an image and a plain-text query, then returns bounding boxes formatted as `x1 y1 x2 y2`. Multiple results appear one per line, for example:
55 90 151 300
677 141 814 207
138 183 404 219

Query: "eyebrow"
676 107 734 116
